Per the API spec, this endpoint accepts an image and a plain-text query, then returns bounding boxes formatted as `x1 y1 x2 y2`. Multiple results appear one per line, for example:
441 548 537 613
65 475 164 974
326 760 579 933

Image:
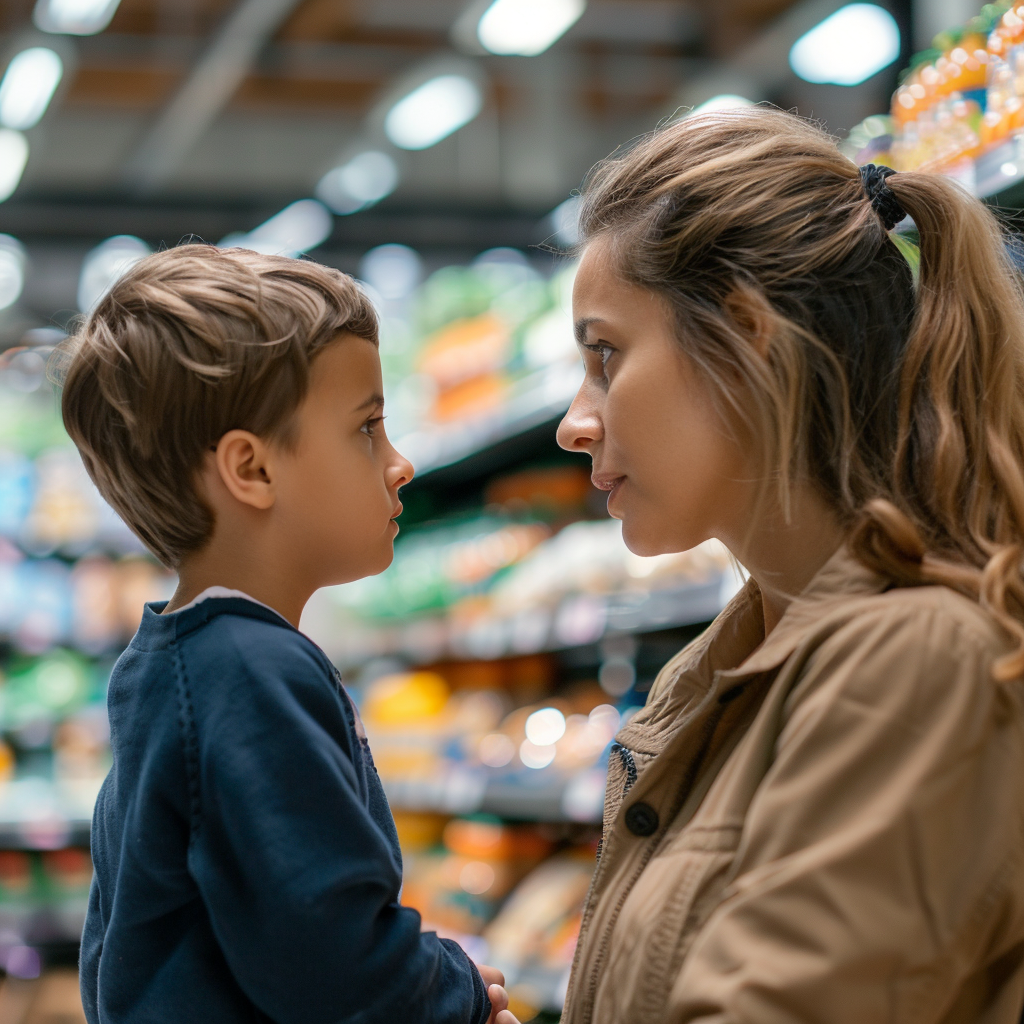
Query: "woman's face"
557 236 752 556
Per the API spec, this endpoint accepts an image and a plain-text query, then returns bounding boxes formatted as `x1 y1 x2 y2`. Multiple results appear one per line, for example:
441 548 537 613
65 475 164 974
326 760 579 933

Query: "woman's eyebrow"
574 317 607 344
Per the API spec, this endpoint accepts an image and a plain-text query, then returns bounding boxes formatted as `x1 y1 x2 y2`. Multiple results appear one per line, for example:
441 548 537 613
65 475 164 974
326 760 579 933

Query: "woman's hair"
578 106 1024 680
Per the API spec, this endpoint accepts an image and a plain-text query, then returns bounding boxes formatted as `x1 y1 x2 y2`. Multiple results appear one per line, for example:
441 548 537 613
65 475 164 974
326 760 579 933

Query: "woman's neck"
722 486 846 636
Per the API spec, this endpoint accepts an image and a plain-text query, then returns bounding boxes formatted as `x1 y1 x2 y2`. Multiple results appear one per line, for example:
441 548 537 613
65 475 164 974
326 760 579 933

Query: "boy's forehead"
312 335 382 400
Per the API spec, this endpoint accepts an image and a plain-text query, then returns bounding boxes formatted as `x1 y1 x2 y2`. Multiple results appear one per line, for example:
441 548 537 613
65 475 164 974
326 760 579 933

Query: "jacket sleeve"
669 605 1024 1023
178 630 490 1024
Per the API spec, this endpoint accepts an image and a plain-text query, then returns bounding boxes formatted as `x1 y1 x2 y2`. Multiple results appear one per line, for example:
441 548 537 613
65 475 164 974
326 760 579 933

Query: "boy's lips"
390 502 403 520
591 473 625 493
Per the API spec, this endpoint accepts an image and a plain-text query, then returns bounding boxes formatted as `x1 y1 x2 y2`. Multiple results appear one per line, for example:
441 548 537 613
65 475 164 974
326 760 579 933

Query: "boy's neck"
164 554 312 628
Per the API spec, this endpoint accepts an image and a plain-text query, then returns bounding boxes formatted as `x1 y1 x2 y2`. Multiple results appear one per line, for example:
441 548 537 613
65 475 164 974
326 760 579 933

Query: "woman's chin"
620 521 669 557
621 517 703 558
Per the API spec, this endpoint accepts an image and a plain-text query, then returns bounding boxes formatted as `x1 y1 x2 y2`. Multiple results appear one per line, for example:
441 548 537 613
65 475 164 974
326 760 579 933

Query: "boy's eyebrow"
355 392 385 412
574 317 606 344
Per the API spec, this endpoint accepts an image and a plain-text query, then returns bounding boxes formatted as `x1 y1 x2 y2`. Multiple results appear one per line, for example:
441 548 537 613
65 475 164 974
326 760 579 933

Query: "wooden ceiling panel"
233 73 379 110
277 0 359 41
105 0 238 37
65 66 184 108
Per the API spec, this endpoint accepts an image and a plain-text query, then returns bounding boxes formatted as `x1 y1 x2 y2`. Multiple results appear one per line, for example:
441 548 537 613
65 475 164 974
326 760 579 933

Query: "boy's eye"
361 415 385 437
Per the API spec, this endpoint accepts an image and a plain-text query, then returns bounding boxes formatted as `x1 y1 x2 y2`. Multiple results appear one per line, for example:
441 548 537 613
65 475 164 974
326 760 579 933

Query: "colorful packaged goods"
886 3 1024 173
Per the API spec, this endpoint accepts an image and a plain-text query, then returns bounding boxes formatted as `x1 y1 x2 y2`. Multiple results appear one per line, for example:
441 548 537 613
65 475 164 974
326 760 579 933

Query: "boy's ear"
213 430 276 510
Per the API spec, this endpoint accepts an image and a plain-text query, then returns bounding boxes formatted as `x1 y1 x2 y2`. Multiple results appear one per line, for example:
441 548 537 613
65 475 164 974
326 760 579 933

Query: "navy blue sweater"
81 596 489 1024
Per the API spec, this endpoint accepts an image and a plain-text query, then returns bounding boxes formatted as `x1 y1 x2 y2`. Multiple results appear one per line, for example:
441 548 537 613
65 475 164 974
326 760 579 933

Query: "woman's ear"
723 285 776 359
212 430 276 510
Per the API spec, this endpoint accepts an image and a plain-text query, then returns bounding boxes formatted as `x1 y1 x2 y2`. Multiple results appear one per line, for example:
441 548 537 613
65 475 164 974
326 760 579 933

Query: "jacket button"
624 802 659 837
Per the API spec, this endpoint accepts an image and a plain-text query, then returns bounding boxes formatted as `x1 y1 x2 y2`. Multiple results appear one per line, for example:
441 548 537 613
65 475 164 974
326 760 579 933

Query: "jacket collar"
719 543 889 682
618 544 888 754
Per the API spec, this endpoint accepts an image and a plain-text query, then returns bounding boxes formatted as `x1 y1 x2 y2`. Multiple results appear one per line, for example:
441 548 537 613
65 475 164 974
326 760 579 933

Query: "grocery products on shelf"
0 373 167 949
372 248 581 474
303 515 737 668
396 812 595 1016
357 663 631 822
868 1 1024 198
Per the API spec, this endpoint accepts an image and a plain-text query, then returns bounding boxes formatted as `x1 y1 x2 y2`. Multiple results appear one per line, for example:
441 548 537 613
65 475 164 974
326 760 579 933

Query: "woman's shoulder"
831 583 1010 655
796 583 1020 710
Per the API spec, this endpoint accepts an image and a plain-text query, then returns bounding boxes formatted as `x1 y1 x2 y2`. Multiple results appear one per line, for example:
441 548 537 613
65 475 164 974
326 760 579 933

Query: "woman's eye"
583 342 614 370
361 415 385 437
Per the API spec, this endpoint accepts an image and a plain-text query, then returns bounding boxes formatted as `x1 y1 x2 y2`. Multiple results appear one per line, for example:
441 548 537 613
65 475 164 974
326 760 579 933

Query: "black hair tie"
859 163 905 231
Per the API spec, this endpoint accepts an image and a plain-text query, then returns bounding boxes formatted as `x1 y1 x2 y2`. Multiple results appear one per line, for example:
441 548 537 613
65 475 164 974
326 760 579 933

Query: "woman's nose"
557 389 603 453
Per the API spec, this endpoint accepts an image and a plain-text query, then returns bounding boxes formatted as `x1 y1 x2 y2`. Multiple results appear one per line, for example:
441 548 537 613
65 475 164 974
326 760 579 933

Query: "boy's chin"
320 545 394 588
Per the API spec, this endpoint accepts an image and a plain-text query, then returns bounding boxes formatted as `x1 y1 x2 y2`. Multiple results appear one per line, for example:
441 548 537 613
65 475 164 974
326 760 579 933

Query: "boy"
57 244 516 1024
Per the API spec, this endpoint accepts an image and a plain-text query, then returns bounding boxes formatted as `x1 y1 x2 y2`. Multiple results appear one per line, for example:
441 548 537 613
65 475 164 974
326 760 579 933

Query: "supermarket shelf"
0 904 89 946
393 363 583 482
387 574 736 666
384 765 608 824
0 819 91 851
975 137 1024 199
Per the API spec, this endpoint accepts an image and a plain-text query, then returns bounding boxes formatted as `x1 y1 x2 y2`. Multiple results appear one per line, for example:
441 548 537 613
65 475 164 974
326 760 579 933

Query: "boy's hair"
54 243 378 568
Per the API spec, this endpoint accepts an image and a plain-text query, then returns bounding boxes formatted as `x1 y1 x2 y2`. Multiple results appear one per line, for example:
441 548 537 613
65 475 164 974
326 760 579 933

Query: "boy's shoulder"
151 597 341 708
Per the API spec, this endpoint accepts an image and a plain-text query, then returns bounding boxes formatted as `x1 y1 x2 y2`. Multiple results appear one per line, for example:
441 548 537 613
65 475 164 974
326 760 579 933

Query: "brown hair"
54 243 377 568
579 106 1024 680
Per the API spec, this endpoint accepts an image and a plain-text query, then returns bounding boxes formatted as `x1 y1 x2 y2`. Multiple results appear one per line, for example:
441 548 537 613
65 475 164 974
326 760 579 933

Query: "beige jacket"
562 547 1024 1023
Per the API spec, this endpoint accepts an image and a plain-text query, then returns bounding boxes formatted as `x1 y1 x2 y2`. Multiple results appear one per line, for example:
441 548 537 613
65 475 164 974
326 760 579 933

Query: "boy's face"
271 334 413 586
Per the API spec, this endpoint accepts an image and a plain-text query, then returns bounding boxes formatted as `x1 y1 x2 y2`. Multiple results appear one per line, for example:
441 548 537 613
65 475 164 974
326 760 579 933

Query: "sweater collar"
132 594 299 649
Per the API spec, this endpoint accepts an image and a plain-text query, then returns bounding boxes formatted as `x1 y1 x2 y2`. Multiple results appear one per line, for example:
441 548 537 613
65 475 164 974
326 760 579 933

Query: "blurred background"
0 0 1008 1019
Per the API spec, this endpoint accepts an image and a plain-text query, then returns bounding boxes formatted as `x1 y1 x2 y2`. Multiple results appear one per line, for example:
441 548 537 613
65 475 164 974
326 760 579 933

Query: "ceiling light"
549 195 581 248
0 130 29 203
220 199 333 257
477 0 586 56
78 235 151 314
0 48 64 131
359 244 422 301
385 75 482 150
0 235 26 311
34 0 122 35
690 94 755 115
316 150 399 215
789 4 900 86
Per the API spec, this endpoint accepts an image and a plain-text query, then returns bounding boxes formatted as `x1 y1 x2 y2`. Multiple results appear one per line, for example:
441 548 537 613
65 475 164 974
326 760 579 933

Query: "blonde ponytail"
852 171 1024 679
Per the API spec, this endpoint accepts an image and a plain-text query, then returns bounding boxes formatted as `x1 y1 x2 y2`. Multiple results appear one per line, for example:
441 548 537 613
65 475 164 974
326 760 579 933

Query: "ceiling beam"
122 0 305 193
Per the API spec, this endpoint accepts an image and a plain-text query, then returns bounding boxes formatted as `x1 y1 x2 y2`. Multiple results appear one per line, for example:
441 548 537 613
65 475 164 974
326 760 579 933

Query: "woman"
555 107 1024 1022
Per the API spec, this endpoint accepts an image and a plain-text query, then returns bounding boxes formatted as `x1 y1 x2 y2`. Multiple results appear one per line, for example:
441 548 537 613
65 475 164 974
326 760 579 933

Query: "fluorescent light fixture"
690 94 755 115
0 235 26 311
477 0 586 56
385 75 482 150
359 244 422 301
0 48 63 131
549 196 581 248
220 199 333 257
316 150 399 215
78 235 151 314
34 0 122 35
789 4 900 86
0 130 29 203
